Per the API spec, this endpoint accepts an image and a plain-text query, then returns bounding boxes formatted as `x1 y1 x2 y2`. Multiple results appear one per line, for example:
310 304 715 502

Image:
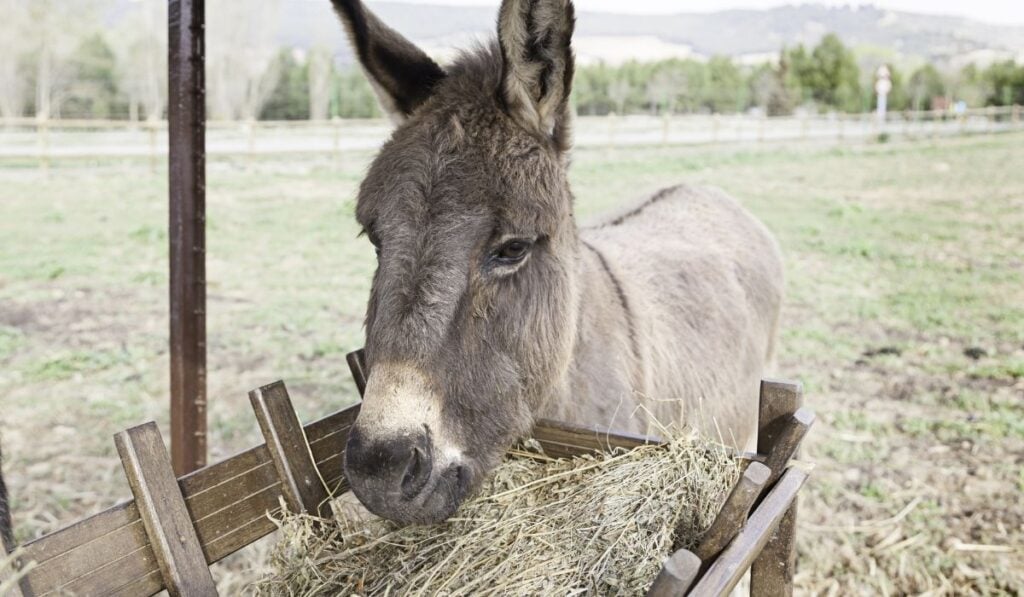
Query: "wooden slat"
29 519 151 595
531 418 662 456
115 422 217 596
250 381 331 518
19 501 138 567
751 380 804 597
180 444 269 497
692 461 771 562
21 505 155 596
688 468 809 596
646 549 701 597
346 349 368 397
56 545 161 597
760 408 814 489
108 570 164 597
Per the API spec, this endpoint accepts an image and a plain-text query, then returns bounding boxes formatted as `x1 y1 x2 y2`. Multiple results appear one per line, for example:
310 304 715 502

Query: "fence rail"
1 106 1021 167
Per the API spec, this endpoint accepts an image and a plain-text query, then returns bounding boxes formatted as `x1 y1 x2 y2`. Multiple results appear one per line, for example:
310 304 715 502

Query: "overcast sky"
381 0 1024 25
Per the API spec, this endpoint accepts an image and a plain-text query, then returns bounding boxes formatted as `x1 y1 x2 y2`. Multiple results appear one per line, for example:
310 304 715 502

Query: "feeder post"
168 0 207 475
115 423 217 596
250 381 332 518
751 380 803 596
646 549 701 597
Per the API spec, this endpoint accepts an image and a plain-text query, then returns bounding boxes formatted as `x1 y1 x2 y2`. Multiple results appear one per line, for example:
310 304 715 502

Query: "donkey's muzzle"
344 425 468 524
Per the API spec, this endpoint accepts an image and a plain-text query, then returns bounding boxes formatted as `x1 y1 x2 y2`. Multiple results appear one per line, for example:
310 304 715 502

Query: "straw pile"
258 435 740 596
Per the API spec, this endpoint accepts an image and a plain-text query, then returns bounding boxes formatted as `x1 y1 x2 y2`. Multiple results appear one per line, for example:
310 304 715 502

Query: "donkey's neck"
540 238 646 434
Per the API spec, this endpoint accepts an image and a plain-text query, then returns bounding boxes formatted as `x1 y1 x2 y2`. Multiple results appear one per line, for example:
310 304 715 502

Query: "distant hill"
275 2 1024 66
109 1 1023 67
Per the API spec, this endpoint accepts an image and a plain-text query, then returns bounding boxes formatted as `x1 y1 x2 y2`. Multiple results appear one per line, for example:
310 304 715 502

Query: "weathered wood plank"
757 380 803 457
693 461 771 561
193 481 283 559
760 408 815 490
180 444 269 497
108 570 164 597
54 545 161 597
532 418 663 455
751 380 804 597
115 422 217 597
250 381 331 518
646 549 701 597
19 500 138 567
346 349 368 397
27 519 151 595
689 468 809 596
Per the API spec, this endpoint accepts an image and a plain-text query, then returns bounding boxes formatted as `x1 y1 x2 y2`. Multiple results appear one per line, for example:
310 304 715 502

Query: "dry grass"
257 436 740 596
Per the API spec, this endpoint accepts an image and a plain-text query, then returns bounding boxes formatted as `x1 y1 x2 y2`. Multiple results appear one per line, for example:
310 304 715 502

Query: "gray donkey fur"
1 445 13 553
330 0 783 524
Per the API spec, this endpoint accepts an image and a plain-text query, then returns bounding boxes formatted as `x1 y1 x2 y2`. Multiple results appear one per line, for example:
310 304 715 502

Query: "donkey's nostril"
400 446 432 499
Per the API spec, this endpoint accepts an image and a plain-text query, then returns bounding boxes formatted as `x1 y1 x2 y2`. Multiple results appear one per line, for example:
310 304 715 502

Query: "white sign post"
875 65 892 125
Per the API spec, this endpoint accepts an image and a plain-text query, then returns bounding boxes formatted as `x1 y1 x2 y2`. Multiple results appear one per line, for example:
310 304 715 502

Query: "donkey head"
330 0 579 524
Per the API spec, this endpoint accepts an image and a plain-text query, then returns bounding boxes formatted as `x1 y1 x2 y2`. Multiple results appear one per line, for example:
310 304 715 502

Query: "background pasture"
1 132 1022 592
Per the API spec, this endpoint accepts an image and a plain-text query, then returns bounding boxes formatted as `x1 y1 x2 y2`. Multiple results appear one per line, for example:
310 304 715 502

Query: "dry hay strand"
258 434 740 596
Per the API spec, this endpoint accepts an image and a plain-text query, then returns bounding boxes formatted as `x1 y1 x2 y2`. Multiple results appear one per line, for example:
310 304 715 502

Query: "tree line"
2 0 1022 122
574 35 1024 117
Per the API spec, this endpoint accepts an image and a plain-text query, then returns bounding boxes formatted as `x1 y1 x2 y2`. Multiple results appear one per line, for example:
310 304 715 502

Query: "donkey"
1 446 13 554
330 0 783 525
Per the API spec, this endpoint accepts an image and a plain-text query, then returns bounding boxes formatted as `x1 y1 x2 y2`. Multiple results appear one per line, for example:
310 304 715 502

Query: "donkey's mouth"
346 458 474 526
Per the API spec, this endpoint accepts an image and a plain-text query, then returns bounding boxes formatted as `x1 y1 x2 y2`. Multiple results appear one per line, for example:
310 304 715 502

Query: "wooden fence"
2 351 813 596
1 106 1020 169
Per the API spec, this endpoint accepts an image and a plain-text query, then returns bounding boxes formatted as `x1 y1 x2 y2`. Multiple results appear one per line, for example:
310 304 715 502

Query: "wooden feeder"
2 351 813 596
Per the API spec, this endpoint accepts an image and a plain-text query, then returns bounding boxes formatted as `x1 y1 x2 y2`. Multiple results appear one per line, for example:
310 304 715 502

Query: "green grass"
1 133 1022 591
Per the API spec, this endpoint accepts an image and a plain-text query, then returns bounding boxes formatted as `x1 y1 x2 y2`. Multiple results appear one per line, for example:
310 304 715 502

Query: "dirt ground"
1 132 1022 594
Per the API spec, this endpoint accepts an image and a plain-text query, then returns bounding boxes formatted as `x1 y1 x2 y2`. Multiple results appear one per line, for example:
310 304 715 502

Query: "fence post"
36 117 50 174
750 379 804 597
168 0 208 475
331 116 342 165
115 423 217 596
249 381 333 518
148 121 159 174
246 119 256 154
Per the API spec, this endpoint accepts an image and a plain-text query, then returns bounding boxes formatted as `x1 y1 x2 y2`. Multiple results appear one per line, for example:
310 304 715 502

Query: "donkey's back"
581 184 783 448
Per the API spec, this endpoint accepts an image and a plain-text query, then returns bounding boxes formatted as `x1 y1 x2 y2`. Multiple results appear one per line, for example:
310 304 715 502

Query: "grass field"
1 132 1022 593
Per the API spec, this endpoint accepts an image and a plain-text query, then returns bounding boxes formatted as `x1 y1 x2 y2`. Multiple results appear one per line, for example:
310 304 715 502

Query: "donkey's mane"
426 42 505 113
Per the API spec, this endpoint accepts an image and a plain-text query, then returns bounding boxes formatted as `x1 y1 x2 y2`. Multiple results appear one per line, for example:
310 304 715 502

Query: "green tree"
981 61 1024 107
907 64 945 110
261 50 309 120
705 56 746 113
749 62 793 116
808 34 862 112
333 68 381 119
63 34 122 118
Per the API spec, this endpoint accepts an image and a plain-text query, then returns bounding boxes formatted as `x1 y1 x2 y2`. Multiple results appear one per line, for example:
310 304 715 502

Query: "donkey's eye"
363 229 382 255
494 239 532 264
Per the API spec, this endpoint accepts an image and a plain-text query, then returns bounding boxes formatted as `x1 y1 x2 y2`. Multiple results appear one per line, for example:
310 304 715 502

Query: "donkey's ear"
497 0 576 145
330 0 446 122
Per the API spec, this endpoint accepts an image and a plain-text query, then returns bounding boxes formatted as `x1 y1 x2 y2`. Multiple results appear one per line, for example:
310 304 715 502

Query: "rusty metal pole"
168 0 207 475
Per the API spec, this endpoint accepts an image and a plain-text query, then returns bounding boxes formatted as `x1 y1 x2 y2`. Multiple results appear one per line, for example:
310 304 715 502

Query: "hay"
258 435 740 596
